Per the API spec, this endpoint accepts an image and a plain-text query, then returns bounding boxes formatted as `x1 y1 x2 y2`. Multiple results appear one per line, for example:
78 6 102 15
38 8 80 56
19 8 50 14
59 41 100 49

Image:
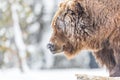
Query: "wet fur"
50 0 120 77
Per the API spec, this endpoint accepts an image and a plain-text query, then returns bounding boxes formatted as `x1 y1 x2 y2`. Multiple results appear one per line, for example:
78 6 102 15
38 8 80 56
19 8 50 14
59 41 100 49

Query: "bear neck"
76 0 120 51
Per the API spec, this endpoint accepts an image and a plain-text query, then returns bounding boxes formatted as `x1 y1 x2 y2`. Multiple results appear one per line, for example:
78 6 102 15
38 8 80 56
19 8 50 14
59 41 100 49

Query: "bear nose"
47 43 55 51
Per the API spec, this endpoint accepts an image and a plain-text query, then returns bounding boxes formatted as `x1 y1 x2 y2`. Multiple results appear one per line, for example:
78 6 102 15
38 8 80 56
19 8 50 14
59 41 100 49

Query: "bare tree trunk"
11 3 29 72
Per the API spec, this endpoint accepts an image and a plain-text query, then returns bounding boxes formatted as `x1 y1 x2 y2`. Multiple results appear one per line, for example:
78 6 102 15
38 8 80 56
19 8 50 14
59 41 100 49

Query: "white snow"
0 68 108 80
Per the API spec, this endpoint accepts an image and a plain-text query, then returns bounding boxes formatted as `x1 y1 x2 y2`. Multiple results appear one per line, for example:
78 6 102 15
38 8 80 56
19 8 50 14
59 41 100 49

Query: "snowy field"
0 68 108 80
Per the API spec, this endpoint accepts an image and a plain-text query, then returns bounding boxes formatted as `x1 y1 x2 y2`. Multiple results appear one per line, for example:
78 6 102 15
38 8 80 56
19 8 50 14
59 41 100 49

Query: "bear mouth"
50 47 64 54
50 49 63 54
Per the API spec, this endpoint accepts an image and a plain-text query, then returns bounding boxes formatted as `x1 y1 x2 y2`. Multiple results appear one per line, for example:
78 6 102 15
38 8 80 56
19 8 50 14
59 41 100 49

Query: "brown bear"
47 0 120 77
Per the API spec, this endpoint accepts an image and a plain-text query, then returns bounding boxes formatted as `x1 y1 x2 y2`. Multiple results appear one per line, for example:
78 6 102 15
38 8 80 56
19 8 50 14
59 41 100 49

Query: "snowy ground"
0 68 109 80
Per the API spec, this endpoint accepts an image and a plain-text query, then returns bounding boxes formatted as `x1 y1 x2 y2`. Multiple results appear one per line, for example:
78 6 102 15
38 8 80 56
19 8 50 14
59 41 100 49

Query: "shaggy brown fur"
48 0 120 77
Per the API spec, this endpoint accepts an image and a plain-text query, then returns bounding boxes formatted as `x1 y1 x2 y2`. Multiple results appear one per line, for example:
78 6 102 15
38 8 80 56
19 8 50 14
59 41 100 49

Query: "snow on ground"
0 68 109 80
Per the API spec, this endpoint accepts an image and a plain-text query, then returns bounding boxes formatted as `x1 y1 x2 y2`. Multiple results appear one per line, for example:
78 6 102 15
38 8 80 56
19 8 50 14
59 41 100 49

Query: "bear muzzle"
47 42 64 54
47 43 56 54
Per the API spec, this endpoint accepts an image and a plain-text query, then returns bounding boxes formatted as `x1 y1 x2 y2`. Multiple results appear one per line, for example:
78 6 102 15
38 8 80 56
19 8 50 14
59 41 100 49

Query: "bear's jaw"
64 50 79 59
50 49 63 54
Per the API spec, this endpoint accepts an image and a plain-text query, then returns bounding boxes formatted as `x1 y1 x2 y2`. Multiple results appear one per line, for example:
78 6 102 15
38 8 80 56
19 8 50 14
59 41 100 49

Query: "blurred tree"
0 0 55 70
10 0 29 72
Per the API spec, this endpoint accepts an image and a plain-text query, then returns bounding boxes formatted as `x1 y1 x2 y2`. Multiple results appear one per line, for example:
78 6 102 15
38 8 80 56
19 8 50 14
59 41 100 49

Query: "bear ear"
67 0 84 15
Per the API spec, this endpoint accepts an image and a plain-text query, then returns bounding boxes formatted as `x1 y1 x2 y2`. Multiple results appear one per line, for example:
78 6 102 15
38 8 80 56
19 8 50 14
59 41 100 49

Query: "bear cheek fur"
63 42 75 58
63 39 84 59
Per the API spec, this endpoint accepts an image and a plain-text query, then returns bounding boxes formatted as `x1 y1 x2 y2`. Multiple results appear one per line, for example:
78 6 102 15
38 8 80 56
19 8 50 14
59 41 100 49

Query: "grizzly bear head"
47 0 93 58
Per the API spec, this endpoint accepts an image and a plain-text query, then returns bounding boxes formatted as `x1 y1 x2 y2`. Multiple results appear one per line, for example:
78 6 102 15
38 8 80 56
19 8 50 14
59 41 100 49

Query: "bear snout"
47 43 56 53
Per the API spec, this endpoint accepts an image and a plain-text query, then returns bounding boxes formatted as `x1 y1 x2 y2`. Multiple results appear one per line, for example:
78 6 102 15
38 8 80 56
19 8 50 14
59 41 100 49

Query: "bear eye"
70 11 75 15
67 9 75 15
